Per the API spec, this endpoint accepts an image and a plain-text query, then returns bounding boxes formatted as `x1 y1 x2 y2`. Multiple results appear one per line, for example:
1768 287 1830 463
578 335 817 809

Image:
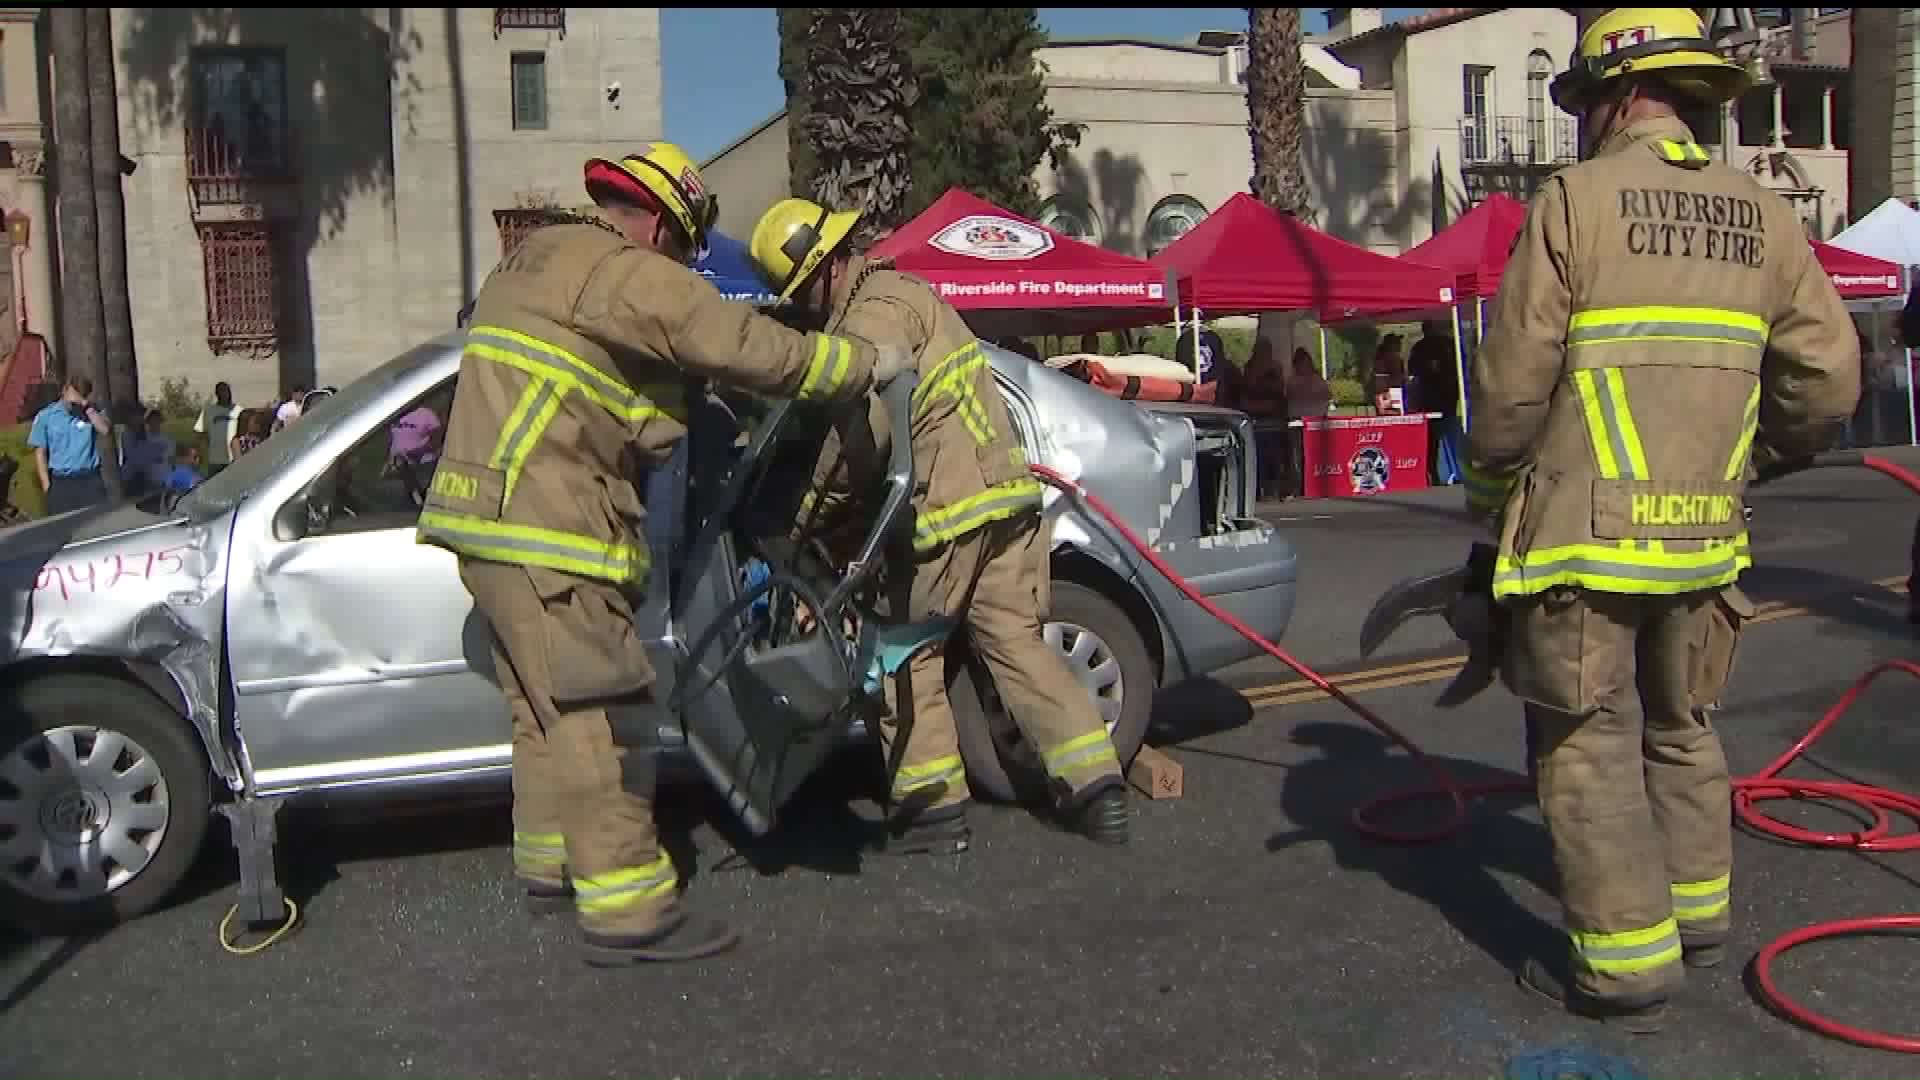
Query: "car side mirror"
273 492 310 542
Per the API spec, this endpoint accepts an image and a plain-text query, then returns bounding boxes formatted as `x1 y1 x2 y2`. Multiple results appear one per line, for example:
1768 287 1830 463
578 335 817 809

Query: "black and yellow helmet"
1550 8 1752 115
748 197 863 303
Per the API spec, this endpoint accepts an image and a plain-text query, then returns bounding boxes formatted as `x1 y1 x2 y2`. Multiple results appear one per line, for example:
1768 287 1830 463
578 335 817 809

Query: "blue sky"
662 8 1428 162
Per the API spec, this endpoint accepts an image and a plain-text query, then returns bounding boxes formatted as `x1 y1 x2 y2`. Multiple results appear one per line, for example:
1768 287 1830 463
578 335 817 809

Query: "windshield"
176 340 455 520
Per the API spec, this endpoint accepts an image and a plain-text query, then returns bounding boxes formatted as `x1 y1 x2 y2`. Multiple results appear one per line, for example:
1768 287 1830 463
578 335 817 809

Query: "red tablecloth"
1299 414 1432 498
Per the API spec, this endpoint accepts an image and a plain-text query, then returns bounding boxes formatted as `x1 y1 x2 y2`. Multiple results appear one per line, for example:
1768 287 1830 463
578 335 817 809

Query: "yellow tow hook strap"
218 897 301 956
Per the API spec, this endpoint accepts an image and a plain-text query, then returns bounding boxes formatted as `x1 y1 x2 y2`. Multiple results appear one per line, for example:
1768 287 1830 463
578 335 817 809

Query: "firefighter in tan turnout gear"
417 144 910 966
1464 9 1860 1029
747 197 1131 851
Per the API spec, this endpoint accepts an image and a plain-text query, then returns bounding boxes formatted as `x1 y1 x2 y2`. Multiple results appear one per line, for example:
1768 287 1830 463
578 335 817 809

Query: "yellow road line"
1236 575 1908 711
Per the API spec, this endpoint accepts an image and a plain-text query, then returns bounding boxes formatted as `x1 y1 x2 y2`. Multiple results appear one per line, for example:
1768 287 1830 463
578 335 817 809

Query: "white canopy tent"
1829 198 1920 271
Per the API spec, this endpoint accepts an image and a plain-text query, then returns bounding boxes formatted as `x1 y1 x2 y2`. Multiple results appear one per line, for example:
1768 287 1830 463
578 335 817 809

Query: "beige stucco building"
6 7 663 407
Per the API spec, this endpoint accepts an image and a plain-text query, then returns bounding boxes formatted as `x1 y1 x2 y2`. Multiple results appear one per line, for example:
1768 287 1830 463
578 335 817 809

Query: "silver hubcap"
987 620 1126 760
0 726 171 902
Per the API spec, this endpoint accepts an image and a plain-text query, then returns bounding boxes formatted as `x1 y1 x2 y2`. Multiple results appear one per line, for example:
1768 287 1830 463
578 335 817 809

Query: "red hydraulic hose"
1030 453 1920 1054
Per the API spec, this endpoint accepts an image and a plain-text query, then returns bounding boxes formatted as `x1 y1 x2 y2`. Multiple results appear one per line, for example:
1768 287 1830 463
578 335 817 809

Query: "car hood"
0 501 183 563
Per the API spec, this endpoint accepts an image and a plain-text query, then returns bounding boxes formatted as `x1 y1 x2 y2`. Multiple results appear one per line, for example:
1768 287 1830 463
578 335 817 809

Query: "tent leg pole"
1318 326 1329 381
1450 304 1469 431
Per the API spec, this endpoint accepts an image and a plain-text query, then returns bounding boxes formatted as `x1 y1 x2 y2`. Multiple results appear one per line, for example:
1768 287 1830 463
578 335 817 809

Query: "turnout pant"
882 514 1123 812
460 558 677 937
1504 585 1750 1001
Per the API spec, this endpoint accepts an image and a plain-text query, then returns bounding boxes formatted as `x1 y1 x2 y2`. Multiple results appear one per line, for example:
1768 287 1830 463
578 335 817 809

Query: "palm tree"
49 8 103 390
1245 7 1309 218
776 8 820 200
784 8 917 247
87 8 140 410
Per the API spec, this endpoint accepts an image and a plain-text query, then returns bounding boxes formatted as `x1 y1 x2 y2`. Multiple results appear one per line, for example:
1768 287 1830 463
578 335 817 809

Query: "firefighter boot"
875 801 973 856
522 875 573 916
1062 779 1130 845
1682 942 1726 969
581 911 741 967
1517 954 1669 1034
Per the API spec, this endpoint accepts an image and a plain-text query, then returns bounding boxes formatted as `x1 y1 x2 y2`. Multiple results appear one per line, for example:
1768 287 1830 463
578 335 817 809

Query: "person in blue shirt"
28 375 109 516
164 444 205 494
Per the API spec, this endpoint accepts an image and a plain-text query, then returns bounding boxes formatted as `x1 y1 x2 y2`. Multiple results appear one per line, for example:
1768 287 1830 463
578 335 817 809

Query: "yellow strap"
1492 538 1751 598
798 333 856 401
1569 367 1649 481
1725 382 1762 481
417 511 649 584
218 898 301 957
1570 917 1684 975
467 325 688 426
911 478 1045 552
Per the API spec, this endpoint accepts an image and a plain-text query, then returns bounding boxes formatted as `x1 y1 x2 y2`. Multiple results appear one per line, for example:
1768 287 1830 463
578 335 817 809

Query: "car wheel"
0 674 212 934
951 582 1154 804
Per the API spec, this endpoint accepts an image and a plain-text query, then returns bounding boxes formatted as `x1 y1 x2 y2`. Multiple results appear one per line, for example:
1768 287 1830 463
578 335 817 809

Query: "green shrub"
0 423 45 518
1328 377 1367 408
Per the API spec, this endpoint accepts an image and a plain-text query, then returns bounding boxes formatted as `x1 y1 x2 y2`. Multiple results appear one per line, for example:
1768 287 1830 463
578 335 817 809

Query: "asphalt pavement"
5 452 1920 1079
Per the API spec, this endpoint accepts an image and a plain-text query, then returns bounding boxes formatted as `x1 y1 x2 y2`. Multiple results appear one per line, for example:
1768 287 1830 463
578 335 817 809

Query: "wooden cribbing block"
1127 744 1184 800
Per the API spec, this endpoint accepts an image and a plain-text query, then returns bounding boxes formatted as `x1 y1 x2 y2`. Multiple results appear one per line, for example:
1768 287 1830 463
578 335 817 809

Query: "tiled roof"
1328 7 1579 50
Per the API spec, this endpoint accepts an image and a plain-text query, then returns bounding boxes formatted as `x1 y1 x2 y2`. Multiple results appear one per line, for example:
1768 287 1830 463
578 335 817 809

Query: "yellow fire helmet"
1550 8 1752 115
583 141 719 250
749 197 863 303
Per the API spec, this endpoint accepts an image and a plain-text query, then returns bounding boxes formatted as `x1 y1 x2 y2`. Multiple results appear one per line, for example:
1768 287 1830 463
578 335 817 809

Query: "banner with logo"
1298 414 1431 499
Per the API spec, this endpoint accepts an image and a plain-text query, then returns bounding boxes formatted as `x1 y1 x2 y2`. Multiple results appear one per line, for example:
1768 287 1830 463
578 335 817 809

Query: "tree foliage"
1245 7 1310 219
898 7 1081 219
777 7 1082 227
785 9 917 247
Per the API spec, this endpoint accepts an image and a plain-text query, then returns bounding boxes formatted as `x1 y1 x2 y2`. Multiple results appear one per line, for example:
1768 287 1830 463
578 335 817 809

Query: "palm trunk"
1246 7 1309 218
87 9 138 411
777 8 821 199
50 9 121 498
50 8 103 388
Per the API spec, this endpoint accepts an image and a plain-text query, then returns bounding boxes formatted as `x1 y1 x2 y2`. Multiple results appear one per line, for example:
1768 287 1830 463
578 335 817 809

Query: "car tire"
0 674 212 934
950 582 1154 804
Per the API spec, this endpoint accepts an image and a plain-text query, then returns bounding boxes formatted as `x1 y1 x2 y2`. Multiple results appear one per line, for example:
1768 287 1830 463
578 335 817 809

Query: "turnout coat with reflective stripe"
419 222 875 584
806 258 1044 554
1467 116 1859 601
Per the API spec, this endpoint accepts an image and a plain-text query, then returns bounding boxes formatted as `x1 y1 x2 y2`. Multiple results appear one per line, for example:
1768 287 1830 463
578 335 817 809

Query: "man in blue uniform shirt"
28 375 110 515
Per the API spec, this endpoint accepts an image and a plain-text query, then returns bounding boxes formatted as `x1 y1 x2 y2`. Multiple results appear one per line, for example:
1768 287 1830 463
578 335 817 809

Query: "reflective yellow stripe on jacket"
1463 459 1519 521
908 340 1044 552
416 324 681 585
1491 305 1762 599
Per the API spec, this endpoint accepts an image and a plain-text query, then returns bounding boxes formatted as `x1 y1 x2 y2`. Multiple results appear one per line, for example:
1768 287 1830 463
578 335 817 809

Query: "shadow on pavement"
1740 565 1907 639
1147 678 1256 746
0 927 101 1018
1266 721 1561 972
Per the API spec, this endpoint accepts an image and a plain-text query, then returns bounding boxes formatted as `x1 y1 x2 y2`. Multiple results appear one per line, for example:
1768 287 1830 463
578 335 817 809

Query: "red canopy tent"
1401 193 1528 301
1148 192 1456 321
867 188 1175 337
1812 241 1902 301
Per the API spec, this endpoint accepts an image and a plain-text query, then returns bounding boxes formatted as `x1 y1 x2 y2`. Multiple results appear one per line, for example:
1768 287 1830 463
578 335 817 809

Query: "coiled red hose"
1031 453 1920 1054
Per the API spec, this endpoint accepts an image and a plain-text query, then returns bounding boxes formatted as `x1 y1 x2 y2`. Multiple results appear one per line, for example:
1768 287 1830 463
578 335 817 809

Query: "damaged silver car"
0 335 1296 933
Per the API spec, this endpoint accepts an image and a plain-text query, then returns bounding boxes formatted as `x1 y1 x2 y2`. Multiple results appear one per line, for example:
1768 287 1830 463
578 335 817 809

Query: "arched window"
1038 194 1102 246
1526 50 1554 164
1144 195 1207 257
